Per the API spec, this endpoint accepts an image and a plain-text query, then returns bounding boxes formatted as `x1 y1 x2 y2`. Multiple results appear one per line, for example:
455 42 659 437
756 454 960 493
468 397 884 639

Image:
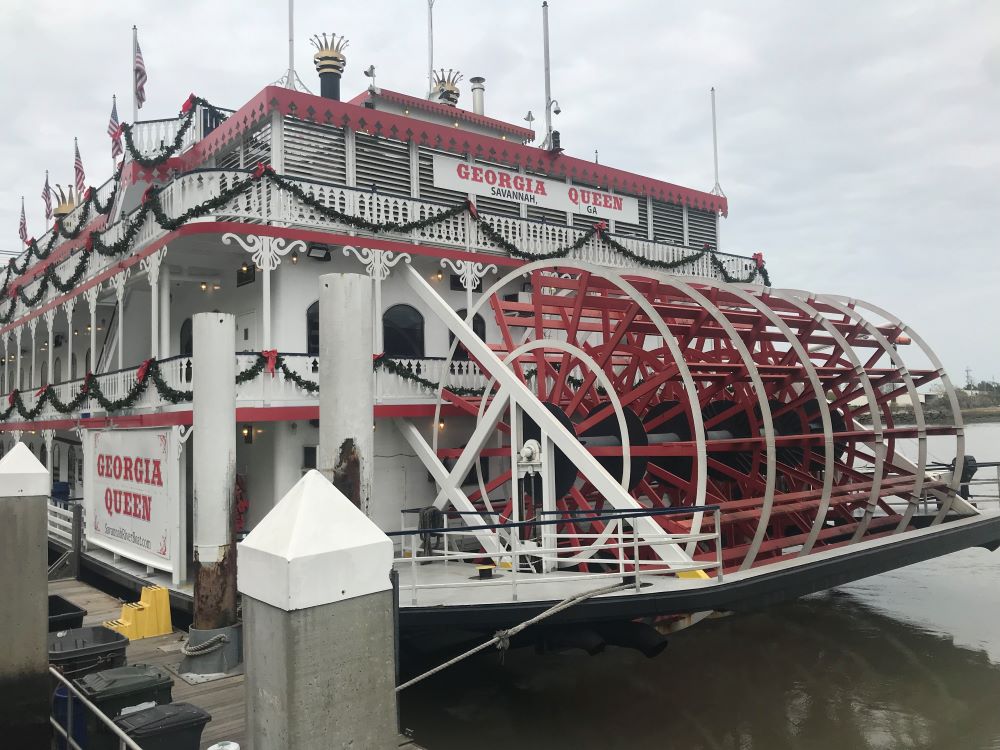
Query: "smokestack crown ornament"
312 33 349 101
432 68 463 107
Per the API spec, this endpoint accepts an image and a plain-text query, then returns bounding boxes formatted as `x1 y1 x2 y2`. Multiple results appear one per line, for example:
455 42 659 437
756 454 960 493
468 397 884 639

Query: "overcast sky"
1 1 998 382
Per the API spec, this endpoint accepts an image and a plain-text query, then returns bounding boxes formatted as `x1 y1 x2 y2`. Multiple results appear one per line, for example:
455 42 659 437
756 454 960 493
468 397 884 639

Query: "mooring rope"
395 581 632 692
180 633 230 657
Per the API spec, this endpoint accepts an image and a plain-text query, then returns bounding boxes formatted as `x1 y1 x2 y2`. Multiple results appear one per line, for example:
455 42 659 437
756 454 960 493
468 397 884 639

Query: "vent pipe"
470 76 486 115
311 33 349 101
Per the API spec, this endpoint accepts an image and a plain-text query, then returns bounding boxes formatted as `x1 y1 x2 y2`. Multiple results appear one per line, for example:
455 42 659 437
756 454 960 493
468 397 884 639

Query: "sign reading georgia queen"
432 154 640 224
87 428 178 572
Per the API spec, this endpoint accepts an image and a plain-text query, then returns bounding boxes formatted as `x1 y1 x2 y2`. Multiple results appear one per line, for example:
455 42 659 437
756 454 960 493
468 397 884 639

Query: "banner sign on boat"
85 428 180 574
432 154 640 224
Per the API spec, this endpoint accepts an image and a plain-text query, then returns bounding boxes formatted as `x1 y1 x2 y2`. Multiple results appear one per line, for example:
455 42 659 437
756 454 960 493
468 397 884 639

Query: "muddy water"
402 424 1000 750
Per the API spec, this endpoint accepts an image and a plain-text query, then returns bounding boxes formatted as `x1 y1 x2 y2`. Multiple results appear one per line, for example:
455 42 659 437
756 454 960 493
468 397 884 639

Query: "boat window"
306 301 319 356
383 304 425 359
54 357 61 384
180 318 193 356
449 311 486 360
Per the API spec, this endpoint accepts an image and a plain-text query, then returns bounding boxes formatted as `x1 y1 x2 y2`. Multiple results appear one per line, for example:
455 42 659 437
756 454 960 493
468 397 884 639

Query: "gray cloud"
1 0 997 381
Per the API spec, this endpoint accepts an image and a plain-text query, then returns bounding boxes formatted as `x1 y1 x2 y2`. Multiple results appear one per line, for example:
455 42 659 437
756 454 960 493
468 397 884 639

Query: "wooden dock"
50 579 246 749
50 579 422 749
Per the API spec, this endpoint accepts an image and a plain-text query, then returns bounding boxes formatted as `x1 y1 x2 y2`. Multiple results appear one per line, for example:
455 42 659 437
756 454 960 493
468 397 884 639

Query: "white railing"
392 507 723 606
128 105 235 158
10 169 759 325
48 500 75 545
50 666 144 750
377 358 489 400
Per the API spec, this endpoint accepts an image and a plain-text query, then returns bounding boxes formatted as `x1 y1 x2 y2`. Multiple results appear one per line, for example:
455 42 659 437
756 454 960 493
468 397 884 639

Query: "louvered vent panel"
687 206 718 248
573 213 602 231
243 121 272 171
418 149 466 206
651 199 684 245
284 120 347 184
526 206 567 224
614 193 647 238
215 142 242 170
355 133 410 197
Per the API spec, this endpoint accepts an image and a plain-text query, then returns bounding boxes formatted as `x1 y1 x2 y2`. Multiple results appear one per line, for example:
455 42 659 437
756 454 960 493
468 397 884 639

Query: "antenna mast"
427 0 436 98
275 0 312 92
710 87 725 197
542 2 553 149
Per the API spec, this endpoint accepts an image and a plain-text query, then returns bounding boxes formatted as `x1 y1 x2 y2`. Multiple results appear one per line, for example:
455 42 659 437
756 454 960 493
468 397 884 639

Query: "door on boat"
236 311 258 352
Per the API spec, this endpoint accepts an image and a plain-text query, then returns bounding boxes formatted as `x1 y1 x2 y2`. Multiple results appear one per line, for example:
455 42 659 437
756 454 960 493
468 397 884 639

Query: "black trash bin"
49 594 87 632
114 702 212 750
49 626 129 685
76 664 175 750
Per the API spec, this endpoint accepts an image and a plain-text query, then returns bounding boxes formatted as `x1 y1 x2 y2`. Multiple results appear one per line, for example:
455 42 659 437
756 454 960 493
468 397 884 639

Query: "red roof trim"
179 86 728 216
349 88 536 140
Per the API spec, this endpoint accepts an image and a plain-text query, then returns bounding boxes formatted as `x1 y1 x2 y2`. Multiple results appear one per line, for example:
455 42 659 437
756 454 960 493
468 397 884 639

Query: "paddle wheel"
416 261 967 575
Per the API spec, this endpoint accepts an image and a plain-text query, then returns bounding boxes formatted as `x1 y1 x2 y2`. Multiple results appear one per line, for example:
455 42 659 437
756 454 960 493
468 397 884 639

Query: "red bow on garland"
752 252 765 269
7 390 16 407
253 162 273 179
84 235 94 254
180 94 197 114
82 373 92 394
35 385 47 398
141 186 155 205
594 220 607 235
136 358 154 383
372 352 385 363
8 284 19 299
466 199 479 220
262 349 279 377
83 188 93 202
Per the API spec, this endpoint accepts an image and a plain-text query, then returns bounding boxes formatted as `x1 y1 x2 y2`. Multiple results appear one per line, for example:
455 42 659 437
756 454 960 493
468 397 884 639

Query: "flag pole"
132 26 138 123
112 94 118 171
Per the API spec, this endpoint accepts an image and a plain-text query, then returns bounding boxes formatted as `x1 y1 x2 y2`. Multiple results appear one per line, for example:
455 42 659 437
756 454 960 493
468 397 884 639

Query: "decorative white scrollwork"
111 268 130 303
222 233 305 272
342 246 411 281
84 282 101 315
140 247 168 287
439 258 498 291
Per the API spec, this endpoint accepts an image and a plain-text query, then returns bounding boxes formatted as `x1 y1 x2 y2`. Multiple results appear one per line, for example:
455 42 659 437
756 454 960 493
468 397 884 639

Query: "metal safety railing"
49 666 144 750
391 505 722 605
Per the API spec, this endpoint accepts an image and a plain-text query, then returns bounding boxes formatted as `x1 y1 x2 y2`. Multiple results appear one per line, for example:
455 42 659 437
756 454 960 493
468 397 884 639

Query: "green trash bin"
114 702 212 750
75 664 175 750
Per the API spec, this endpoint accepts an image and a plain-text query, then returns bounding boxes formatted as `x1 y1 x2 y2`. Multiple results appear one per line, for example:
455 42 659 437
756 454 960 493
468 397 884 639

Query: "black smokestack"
311 33 349 101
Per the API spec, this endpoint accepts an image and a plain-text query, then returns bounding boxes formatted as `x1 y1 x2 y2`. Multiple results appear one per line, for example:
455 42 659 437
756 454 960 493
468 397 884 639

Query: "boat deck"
49 579 422 749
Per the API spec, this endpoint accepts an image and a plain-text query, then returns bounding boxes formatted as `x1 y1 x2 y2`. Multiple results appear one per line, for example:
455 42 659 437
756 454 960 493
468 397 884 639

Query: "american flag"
134 37 147 109
41 171 52 221
74 138 86 197
18 197 27 244
108 96 123 159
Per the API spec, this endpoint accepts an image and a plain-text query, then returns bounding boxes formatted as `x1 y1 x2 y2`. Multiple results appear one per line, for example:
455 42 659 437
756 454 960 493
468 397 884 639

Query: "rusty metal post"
318 273 374 516
191 312 238 631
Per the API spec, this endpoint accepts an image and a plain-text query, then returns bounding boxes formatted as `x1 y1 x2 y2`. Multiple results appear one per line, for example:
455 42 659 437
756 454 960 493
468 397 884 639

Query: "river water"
402 423 1000 750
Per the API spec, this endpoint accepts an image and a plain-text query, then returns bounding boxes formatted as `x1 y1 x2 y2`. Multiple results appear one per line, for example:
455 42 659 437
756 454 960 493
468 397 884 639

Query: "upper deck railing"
8 168 759 321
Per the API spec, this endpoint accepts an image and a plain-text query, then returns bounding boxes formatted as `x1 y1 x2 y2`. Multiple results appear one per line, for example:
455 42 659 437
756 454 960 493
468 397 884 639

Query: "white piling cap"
0 442 50 497
237 470 393 611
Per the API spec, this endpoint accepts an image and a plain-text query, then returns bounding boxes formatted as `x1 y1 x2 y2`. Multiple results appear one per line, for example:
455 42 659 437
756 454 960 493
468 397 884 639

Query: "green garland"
120 95 230 170
374 355 485 398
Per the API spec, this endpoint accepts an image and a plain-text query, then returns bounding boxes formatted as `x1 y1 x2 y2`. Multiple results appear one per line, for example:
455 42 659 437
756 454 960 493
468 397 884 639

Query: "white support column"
646 195 654 241
682 204 690 246
42 430 54 484
191 312 237 631
111 269 130 372
27 318 37 389
342 246 410 354
85 284 100 373
63 298 76 382
14 327 22 391
345 127 357 188
409 141 420 198
222 234 304 351
270 110 285 173
140 248 167 359
159 264 171 358
319 273 374 516
43 309 55 386
2 337 8 393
